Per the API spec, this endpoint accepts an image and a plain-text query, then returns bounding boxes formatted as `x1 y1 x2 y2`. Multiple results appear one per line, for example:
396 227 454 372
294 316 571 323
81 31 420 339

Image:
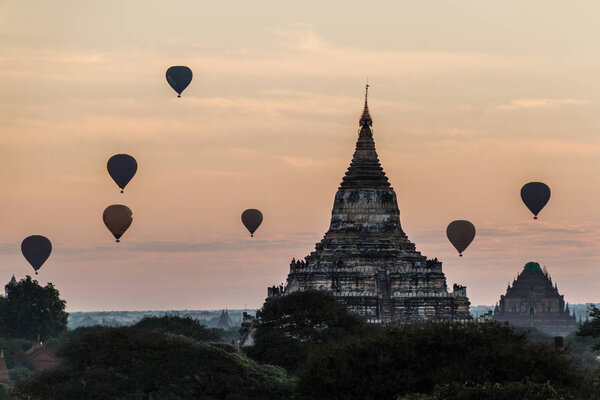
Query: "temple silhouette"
269 87 471 323
493 262 578 336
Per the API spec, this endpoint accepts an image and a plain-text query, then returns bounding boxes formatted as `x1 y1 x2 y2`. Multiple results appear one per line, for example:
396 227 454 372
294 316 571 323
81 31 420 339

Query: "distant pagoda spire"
359 83 373 127
339 84 389 189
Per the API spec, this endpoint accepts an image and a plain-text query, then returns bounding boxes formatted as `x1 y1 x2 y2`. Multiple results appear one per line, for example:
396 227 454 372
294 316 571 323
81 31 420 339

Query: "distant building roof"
217 309 233 330
26 337 59 372
0 350 11 386
4 275 17 297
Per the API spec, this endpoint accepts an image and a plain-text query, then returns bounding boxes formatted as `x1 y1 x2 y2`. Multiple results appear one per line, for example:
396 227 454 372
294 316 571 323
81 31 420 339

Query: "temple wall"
329 189 401 233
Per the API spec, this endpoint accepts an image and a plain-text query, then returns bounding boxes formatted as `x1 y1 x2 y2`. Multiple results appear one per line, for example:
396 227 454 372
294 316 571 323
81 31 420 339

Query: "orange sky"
1 1 599 310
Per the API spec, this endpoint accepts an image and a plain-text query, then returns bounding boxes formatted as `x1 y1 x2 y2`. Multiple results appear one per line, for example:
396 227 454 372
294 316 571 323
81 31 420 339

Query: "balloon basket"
459 254 463 257
116 239 120 243
534 216 538 220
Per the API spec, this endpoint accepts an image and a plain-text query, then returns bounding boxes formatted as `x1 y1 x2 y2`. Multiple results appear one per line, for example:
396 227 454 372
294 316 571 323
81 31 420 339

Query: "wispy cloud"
496 98 588 110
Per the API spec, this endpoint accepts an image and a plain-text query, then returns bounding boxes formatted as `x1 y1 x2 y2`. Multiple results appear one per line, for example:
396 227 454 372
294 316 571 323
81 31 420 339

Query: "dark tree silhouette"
133 315 222 342
17 327 294 400
577 305 600 350
298 323 582 399
0 276 67 340
246 290 367 371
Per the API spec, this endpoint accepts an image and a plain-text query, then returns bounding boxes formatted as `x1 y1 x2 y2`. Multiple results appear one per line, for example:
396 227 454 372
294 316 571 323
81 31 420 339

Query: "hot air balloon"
242 209 263 237
103 205 133 242
521 182 551 219
107 154 137 193
166 66 192 97
21 235 52 275
446 220 476 257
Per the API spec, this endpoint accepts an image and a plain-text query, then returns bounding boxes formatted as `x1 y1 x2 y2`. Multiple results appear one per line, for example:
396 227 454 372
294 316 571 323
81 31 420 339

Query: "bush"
0 338 35 372
298 323 583 399
397 381 567 400
7 367 32 384
133 315 222 342
246 290 367 372
17 326 295 400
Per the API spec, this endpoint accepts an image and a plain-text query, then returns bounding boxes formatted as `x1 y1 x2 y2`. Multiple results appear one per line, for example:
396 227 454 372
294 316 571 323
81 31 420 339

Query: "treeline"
246 291 600 400
2 282 600 399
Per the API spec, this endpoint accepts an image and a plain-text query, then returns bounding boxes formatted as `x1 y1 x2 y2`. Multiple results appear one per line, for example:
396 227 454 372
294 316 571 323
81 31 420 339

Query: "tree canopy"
133 315 223 342
17 326 294 400
577 305 600 350
298 323 583 399
245 290 367 371
0 276 68 341
397 381 568 400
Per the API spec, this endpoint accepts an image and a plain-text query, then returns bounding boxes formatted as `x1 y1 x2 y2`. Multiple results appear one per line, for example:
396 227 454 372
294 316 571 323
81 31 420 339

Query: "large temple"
269 87 471 323
492 262 578 336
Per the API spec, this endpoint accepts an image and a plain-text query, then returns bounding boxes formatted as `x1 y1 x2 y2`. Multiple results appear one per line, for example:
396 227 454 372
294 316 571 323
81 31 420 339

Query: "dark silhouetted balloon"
103 205 133 242
21 235 52 275
107 154 137 193
242 209 263 237
446 220 476 257
521 182 551 220
166 66 192 97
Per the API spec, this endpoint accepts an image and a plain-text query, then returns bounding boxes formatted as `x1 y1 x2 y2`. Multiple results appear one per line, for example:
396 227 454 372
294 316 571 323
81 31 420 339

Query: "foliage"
133 315 222 342
396 381 567 400
298 323 583 400
216 327 242 344
0 276 68 341
7 368 32 384
577 305 600 351
16 326 295 400
0 338 34 372
0 384 16 400
564 333 600 372
246 290 367 371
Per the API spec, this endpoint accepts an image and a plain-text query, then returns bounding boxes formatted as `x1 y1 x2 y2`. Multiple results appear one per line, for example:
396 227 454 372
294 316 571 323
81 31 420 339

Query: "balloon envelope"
242 209 263 237
107 154 137 193
166 66 192 97
103 205 133 242
21 235 52 274
520 182 551 219
446 220 476 256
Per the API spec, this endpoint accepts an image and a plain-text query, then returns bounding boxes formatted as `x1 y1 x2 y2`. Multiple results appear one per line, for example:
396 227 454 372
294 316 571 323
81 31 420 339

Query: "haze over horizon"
1 1 599 311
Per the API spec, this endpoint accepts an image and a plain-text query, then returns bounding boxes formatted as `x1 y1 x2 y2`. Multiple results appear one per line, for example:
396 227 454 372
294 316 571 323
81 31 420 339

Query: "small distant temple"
216 309 233 330
268 87 471 323
0 350 10 386
4 275 16 297
239 312 257 347
25 336 60 372
493 262 578 336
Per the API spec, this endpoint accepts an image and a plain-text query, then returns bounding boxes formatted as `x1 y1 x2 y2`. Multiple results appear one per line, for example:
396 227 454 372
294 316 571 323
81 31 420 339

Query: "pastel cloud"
496 98 589 110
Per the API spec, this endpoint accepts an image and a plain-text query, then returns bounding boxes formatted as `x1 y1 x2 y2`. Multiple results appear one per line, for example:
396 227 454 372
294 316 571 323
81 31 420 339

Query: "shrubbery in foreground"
297 323 583 399
17 327 294 400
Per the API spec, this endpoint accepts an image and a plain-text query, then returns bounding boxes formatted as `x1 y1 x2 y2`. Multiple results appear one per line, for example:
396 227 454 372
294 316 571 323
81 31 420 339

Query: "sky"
0 0 599 311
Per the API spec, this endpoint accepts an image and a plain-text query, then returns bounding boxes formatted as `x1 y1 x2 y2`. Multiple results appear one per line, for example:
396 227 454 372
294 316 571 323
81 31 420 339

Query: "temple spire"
359 83 373 127
339 86 389 189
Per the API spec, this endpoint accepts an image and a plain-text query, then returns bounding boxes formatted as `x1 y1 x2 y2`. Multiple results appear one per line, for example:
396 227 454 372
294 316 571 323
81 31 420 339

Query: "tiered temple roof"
26 336 60 371
493 262 578 336
217 309 233 330
274 87 471 323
